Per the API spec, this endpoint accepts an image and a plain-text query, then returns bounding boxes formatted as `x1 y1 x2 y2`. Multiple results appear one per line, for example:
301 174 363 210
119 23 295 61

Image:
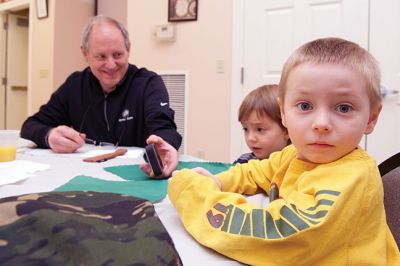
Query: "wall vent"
159 72 187 154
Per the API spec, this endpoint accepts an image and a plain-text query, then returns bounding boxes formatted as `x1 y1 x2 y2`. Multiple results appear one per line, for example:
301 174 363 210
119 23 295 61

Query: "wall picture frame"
36 0 48 19
168 0 198 22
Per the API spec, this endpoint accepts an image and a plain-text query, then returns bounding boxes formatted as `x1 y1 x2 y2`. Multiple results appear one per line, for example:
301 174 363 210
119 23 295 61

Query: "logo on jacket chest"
118 109 133 122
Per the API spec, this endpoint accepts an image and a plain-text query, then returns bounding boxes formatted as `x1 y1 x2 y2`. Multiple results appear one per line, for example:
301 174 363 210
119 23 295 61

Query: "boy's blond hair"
279 37 381 110
238 85 285 130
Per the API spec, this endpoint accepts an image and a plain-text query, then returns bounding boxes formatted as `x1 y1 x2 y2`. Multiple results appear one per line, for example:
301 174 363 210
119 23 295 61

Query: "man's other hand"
47 126 85 153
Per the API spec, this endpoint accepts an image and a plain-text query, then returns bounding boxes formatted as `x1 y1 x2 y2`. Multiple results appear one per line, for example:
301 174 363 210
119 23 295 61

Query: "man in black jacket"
21 15 182 177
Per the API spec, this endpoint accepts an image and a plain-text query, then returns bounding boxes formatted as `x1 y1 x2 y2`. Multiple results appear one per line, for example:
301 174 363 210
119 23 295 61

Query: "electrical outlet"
39 69 49 79
216 60 225 74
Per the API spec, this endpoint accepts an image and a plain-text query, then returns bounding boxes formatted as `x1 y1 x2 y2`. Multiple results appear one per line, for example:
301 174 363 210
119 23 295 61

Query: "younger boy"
168 37 399 265
235 84 290 164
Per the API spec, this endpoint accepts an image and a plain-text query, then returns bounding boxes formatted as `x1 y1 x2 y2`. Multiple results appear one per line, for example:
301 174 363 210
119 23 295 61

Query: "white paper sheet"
0 160 50 186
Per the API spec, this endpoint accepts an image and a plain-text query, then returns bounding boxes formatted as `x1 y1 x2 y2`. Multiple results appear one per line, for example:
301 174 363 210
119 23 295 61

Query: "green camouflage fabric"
0 191 182 266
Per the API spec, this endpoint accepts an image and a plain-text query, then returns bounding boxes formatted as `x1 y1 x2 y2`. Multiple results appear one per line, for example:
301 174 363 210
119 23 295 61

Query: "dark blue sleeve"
143 75 182 150
20 75 76 148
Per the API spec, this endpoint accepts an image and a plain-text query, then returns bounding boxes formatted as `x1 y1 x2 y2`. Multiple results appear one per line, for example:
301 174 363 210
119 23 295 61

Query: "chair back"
378 152 400 249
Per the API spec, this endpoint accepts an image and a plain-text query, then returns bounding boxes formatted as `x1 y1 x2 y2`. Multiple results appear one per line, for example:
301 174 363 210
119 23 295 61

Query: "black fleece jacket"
21 64 182 150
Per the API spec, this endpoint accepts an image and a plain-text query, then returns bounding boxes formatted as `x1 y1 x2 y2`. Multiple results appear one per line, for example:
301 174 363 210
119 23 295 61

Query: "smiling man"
21 15 181 177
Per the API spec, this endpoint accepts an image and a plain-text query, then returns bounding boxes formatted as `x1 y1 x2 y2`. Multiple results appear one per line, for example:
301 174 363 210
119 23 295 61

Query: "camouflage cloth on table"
0 191 182 266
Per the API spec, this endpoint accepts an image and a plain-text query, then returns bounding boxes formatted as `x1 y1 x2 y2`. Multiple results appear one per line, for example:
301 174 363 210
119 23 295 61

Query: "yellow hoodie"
168 145 399 265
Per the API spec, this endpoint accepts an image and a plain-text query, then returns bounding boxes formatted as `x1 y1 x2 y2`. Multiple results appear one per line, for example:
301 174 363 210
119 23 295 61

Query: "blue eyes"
336 104 353 113
297 102 312 111
296 102 353 113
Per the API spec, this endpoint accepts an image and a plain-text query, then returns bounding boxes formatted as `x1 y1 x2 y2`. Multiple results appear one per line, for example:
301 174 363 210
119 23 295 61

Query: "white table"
0 145 268 265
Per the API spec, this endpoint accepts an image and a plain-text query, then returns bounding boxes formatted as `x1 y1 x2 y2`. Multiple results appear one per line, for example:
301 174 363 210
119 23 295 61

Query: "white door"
242 0 368 93
367 0 400 163
232 0 399 162
5 13 29 130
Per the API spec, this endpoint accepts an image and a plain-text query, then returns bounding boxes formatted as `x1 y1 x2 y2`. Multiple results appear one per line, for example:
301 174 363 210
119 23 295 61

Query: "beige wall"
97 0 126 25
53 0 92 89
128 0 233 162
29 0 93 113
29 0 55 113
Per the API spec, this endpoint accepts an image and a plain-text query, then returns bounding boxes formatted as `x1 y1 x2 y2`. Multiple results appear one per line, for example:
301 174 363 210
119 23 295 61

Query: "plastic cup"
0 130 19 162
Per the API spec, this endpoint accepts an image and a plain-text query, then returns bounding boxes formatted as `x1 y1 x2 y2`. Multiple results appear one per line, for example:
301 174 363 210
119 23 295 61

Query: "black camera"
143 144 164 177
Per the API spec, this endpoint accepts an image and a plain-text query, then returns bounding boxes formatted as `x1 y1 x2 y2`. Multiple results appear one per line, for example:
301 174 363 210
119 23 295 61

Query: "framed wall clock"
168 0 198 22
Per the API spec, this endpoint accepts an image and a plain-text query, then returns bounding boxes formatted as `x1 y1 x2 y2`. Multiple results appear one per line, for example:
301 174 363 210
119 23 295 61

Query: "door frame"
0 0 31 129
230 0 245 161
0 13 5 129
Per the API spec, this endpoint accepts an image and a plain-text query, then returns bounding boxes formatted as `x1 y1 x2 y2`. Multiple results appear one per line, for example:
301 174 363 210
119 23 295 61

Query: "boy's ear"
278 97 287 127
364 103 382 135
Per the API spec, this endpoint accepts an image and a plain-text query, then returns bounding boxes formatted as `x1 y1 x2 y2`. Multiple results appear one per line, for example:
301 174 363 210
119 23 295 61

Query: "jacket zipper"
103 93 110 132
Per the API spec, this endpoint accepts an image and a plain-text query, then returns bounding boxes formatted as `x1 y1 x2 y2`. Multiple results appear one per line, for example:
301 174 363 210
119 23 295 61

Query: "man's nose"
105 57 117 68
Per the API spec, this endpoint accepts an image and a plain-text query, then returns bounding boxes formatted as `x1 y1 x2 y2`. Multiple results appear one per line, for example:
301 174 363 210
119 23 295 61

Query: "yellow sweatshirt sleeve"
168 148 400 265
215 145 294 196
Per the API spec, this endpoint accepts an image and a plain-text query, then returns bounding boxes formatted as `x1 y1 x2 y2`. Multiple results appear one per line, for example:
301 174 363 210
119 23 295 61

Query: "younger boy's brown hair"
238 85 285 131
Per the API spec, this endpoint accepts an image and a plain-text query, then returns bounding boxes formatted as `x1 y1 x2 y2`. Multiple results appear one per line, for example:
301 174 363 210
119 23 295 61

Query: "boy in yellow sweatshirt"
168 37 400 265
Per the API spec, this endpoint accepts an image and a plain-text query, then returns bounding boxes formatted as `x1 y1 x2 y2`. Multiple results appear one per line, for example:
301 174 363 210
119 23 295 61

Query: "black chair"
378 152 400 249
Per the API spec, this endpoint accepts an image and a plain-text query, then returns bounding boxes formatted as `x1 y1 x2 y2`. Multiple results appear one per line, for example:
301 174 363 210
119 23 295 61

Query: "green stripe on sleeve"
275 218 297 237
221 205 234 232
280 206 309 231
315 190 340 196
229 207 245 234
298 209 328 219
290 204 320 225
251 209 265 238
307 199 334 211
265 211 281 239
240 213 251 236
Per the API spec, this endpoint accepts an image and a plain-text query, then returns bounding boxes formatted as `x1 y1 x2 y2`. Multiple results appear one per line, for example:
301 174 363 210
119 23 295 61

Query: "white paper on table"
0 160 50 186
81 149 144 159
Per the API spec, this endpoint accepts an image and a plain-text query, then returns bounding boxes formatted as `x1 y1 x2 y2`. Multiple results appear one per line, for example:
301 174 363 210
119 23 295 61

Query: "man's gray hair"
81 15 130 51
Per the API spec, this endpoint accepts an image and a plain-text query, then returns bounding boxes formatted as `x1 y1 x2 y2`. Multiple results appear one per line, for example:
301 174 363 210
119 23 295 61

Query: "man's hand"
47 126 85 153
140 135 179 178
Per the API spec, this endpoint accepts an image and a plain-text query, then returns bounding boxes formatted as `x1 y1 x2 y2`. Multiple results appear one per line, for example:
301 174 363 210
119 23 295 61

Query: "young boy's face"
242 111 289 159
280 63 380 164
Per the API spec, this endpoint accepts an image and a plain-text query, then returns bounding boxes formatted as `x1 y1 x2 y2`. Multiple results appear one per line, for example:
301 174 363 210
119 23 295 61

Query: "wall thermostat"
154 24 176 42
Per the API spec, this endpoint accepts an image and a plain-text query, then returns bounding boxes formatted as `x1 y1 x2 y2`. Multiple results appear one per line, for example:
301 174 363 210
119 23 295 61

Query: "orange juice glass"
0 130 19 162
